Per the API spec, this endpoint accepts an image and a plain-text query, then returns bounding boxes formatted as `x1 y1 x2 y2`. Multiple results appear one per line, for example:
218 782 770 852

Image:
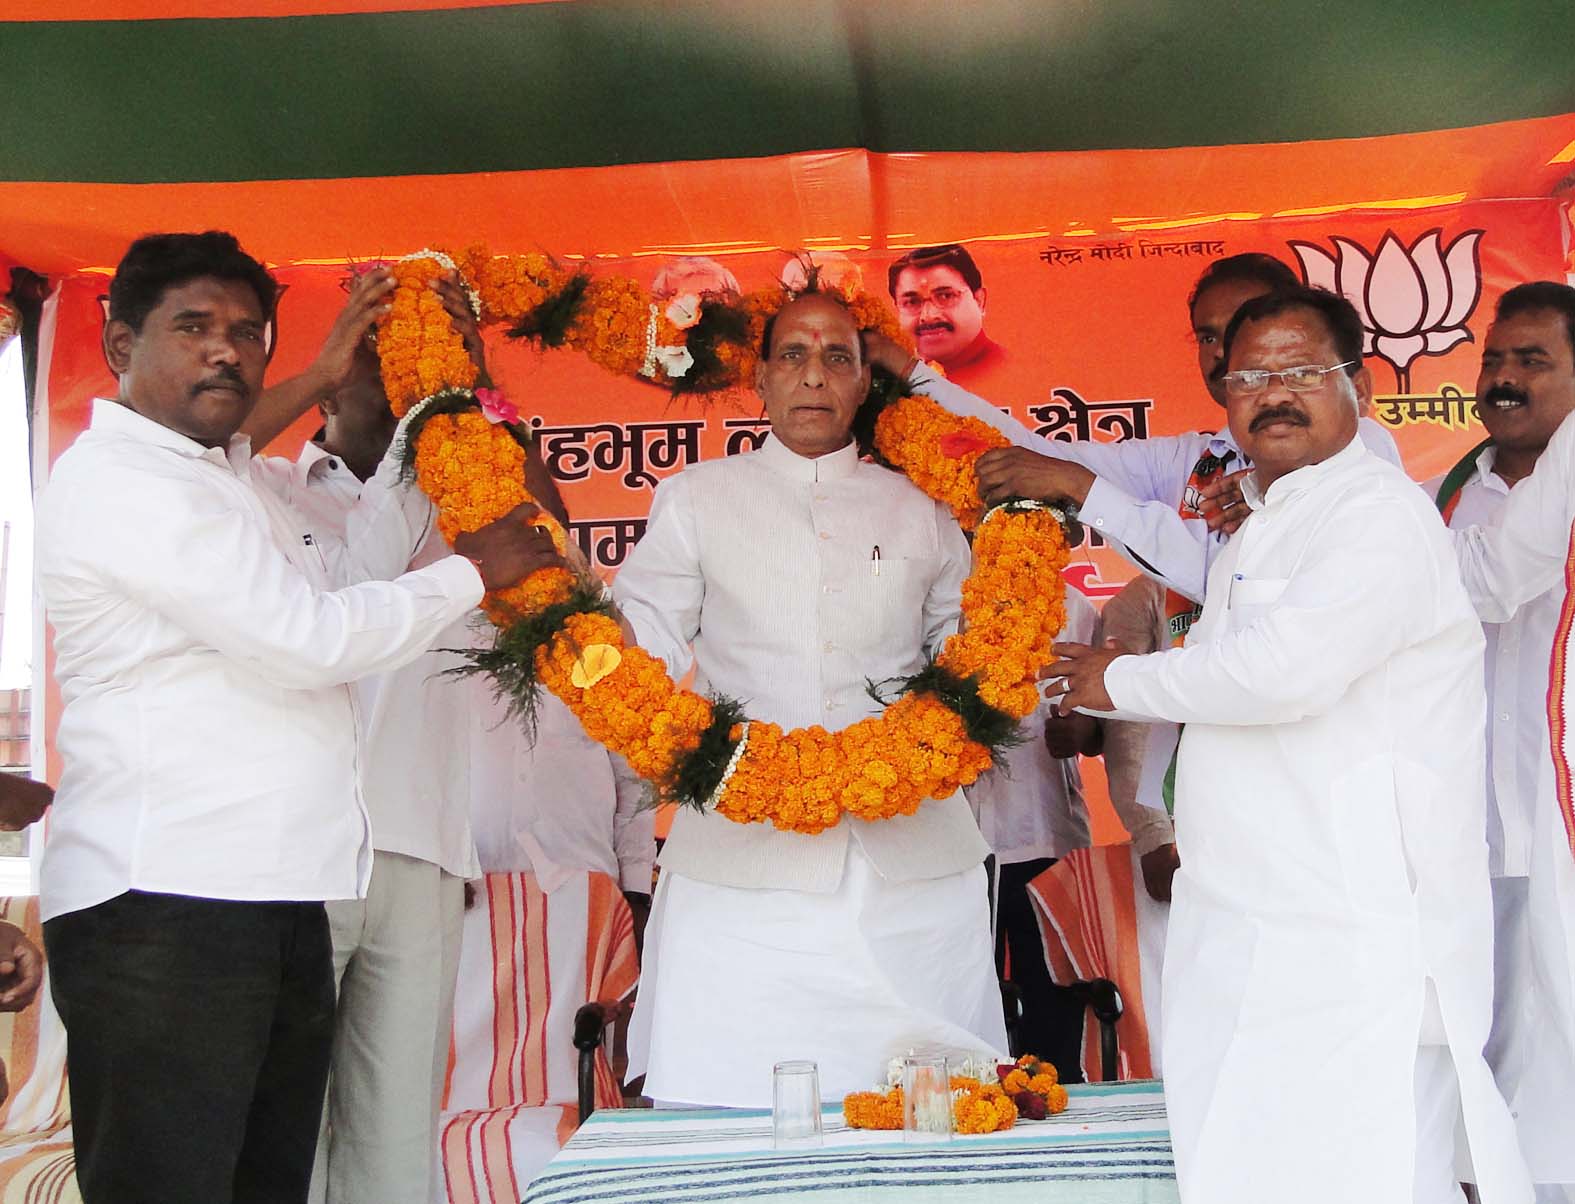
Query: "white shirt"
468 691 655 893
1455 406 1575 623
1102 436 1524 1203
1088 575 1178 856
1445 410 1575 1186
251 443 482 880
616 433 968 727
613 433 988 892
909 364 1402 601
969 587 1097 864
1432 445 1560 878
35 400 485 921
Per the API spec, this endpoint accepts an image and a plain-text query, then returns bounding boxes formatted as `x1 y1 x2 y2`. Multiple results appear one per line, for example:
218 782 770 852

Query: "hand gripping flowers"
377 247 1071 836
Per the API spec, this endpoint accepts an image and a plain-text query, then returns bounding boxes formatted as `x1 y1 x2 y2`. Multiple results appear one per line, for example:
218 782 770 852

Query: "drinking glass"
772 1060 824 1150
902 1055 953 1142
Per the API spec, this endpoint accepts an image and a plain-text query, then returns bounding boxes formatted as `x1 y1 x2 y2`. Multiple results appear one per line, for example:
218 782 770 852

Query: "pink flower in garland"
475 387 520 425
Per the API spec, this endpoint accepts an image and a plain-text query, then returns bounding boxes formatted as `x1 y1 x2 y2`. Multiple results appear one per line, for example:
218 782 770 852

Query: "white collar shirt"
969 586 1098 864
1454 407 1575 622
1436 445 1560 878
35 400 484 920
251 442 482 880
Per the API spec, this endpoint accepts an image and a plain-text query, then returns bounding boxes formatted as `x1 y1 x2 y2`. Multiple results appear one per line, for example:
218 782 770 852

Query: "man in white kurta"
615 292 1007 1106
251 411 481 1204
867 254 1402 896
1450 284 1575 1202
1049 287 1529 1204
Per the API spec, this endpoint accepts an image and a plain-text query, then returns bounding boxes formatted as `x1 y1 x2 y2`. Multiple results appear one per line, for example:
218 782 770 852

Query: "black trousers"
43 890 336 1204
994 857 1088 1084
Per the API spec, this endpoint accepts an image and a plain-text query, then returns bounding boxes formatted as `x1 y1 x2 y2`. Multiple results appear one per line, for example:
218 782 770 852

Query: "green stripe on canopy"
1 0 1571 184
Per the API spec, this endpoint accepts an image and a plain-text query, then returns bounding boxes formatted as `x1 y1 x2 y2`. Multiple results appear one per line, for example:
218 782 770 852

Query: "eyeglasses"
1222 361 1357 398
896 287 968 315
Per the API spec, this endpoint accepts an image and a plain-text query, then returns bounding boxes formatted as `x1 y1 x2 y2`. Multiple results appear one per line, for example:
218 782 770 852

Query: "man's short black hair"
886 244 983 297
108 231 278 333
1187 253 1300 316
1494 280 1575 359
1221 287 1365 378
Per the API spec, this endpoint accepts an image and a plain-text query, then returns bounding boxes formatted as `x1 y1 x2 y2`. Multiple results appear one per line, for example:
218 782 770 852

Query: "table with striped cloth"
522 1080 1176 1203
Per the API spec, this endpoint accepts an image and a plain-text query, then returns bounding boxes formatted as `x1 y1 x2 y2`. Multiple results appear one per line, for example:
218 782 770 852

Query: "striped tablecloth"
522 1080 1177 1204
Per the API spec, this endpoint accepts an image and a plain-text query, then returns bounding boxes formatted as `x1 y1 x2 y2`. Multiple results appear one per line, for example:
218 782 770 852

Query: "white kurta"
1433 446 1573 1189
1453 410 1575 1188
615 435 1004 1105
1105 437 1529 1204
970 587 1098 864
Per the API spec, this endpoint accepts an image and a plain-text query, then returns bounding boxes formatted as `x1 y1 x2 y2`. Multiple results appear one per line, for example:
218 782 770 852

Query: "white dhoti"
629 843 1007 1106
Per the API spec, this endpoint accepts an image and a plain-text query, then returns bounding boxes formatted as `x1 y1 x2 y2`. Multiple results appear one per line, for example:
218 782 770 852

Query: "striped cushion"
0 897 79 1204
1026 845 1164 1081
439 871 639 1203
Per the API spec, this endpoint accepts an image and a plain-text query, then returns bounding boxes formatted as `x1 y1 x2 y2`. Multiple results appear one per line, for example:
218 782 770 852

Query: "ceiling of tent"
1 0 1572 273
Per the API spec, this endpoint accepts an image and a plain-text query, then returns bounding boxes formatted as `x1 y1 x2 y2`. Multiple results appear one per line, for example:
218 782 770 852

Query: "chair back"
443 870 637 1114
0 896 78 1202
1027 844 1166 1080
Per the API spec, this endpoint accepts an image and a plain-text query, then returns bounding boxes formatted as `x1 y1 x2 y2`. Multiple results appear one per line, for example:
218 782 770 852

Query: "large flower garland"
842 1054 1070 1135
376 247 1070 835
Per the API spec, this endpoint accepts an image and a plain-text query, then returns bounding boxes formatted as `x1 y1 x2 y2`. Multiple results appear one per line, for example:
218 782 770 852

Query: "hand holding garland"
452 502 567 593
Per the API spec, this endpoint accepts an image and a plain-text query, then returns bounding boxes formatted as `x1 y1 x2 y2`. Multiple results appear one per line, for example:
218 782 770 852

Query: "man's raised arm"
242 269 395 450
1454 407 1575 624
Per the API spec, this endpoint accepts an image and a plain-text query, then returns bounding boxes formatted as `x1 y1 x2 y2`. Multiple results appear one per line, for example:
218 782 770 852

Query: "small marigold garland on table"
376 247 1071 835
842 1055 1070 1134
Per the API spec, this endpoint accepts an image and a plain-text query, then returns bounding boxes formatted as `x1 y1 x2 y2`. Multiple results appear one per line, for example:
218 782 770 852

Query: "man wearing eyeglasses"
887 244 1005 386
1041 287 1528 1204
867 254 1400 901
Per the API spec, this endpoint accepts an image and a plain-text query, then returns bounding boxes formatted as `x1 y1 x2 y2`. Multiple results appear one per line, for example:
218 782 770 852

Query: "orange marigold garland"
378 248 1072 836
841 1055 1070 1133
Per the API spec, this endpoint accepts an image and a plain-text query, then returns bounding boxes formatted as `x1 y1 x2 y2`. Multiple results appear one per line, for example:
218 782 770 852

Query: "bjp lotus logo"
1290 229 1484 393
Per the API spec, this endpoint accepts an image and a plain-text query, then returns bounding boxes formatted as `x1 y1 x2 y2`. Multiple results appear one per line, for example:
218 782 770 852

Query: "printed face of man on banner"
888 244 990 368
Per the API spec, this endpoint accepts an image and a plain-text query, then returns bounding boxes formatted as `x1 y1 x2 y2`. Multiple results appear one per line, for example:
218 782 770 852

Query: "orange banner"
36 196 1571 838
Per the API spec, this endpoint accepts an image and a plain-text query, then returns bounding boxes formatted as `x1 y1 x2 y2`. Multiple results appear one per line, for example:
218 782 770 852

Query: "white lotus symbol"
1290 229 1483 393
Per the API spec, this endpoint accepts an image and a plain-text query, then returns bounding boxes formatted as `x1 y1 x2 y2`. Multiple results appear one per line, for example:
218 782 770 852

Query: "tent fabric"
1 2 1571 274
2 119 1574 277
3 1 1574 184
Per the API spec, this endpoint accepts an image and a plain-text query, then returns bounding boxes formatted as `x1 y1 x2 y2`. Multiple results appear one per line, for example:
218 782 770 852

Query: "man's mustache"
916 320 954 336
191 365 248 398
1248 405 1310 433
1483 382 1530 406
